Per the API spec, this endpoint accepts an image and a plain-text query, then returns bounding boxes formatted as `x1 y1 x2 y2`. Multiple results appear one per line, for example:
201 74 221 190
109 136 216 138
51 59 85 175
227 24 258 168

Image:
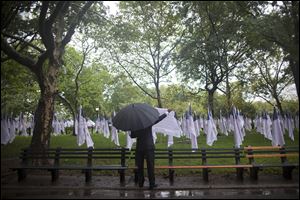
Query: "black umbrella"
112 103 159 131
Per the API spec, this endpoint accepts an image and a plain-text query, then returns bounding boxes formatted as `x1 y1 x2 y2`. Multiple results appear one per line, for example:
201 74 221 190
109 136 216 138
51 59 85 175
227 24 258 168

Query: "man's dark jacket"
130 113 167 150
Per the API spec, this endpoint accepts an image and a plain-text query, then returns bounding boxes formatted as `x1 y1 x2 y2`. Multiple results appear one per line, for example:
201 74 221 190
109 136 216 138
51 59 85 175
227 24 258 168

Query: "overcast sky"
103 1 119 15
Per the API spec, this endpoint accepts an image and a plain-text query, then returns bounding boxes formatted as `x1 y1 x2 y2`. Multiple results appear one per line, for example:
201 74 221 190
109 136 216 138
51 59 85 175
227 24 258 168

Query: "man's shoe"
149 184 158 190
138 181 144 188
138 177 144 188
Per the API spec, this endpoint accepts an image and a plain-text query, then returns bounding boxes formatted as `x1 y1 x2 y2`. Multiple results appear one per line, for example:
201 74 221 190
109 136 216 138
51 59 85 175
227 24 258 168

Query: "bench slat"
11 165 127 170
244 146 283 150
252 163 299 168
155 165 252 169
246 153 299 158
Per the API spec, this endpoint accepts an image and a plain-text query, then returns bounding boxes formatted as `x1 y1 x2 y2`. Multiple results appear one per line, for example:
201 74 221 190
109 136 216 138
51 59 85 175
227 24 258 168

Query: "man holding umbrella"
131 111 167 189
112 103 168 190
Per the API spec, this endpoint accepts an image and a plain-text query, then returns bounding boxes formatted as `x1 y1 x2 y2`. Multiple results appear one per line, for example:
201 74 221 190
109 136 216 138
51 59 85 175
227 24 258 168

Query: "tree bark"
289 58 299 100
30 62 59 164
225 73 232 113
155 82 163 108
208 89 215 116
274 93 284 116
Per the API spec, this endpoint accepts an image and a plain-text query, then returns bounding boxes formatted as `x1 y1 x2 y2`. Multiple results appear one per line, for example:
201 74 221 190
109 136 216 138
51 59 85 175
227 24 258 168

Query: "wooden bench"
244 146 299 180
129 147 250 185
10 147 129 184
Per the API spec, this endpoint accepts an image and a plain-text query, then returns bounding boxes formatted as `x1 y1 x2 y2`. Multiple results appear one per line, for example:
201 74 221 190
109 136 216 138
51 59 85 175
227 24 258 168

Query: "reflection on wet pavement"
2 174 299 199
3 188 299 199
136 188 300 199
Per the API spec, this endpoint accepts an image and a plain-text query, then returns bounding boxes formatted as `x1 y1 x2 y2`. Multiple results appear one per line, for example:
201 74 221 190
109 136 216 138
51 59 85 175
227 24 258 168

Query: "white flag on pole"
126 131 136 150
286 113 294 141
77 106 94 148
111 112 120 146
271 107 285 146
184 105 198 149
1 118 10 145
153 108 182 138
231 107 243 148
206 109 218 146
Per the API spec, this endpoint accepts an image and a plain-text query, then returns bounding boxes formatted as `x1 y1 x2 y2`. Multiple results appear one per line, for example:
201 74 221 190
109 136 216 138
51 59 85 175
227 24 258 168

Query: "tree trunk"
289 59 299 100
274 94 284 116
155 82 163 108
30 63 59 164
208 90 215 116
156 92 163 108
225 74 232 113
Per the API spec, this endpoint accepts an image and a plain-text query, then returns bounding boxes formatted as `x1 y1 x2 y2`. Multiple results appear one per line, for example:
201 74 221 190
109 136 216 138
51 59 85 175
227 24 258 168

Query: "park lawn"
1 129 298 175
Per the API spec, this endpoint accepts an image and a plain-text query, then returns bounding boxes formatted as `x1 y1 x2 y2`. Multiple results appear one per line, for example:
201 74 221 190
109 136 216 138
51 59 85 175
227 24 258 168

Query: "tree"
59 33 97 135
103 1 185 108
238 1 299 100
59 46 142 121
177 1 251 115
248 50 294 115
1 1 94 158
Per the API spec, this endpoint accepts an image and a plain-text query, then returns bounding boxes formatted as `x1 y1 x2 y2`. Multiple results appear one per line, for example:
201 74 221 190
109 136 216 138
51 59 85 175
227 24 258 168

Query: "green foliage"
177 1 252 115
239 1 299 100
102 1 186 107
58 46 147 119
1 60 39 116
280 100 299 115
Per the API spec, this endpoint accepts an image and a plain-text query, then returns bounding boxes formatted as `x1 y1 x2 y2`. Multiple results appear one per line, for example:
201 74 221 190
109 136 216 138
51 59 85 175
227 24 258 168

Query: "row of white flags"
2 107 299 149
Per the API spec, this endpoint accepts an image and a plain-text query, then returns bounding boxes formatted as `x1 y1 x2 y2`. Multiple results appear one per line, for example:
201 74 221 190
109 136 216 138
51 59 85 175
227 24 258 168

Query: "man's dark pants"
135 148 155 187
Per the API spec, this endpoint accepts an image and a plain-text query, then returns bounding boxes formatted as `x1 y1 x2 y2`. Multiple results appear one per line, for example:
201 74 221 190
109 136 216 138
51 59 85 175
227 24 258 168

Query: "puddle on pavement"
141 188 298 198
6 188 298 199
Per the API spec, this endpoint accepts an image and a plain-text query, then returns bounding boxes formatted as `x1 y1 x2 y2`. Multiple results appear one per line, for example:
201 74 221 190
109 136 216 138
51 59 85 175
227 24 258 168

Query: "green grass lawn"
1 129 298 175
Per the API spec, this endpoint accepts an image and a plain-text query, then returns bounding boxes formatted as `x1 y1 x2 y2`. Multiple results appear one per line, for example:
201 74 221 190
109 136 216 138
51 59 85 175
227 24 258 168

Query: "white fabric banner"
152 108 182 138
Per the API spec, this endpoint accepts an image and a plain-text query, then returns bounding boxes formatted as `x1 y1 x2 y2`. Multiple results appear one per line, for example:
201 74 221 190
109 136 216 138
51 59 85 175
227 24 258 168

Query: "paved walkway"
1 171 299 199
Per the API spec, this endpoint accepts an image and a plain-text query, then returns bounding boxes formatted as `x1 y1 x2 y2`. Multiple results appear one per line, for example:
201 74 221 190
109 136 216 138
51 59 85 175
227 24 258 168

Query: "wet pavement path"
2 172 299 199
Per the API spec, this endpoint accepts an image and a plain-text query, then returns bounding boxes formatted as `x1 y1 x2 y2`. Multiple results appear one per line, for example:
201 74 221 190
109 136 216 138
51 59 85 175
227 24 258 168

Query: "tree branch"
109 48 157 99
160 30 185 67
2 32 45 53
1 3 20 31
255 93 274 106
61 1 94 47
38 2 50 49
1 37 36 71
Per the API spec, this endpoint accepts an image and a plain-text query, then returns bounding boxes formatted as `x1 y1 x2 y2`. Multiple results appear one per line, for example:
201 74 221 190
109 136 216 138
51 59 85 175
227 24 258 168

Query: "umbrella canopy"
112 103 159 131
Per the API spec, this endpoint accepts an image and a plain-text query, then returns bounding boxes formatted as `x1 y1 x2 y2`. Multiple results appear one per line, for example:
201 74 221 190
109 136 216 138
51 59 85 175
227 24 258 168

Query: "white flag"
126 131 136 150
287 113 294 141
77 106 94 148
167 135 174 147
231 107 243 148
187 105 198 149
111 112 120 146
153 109 182 138
271 108 285 146
1 118 10 145
206 109 218 146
